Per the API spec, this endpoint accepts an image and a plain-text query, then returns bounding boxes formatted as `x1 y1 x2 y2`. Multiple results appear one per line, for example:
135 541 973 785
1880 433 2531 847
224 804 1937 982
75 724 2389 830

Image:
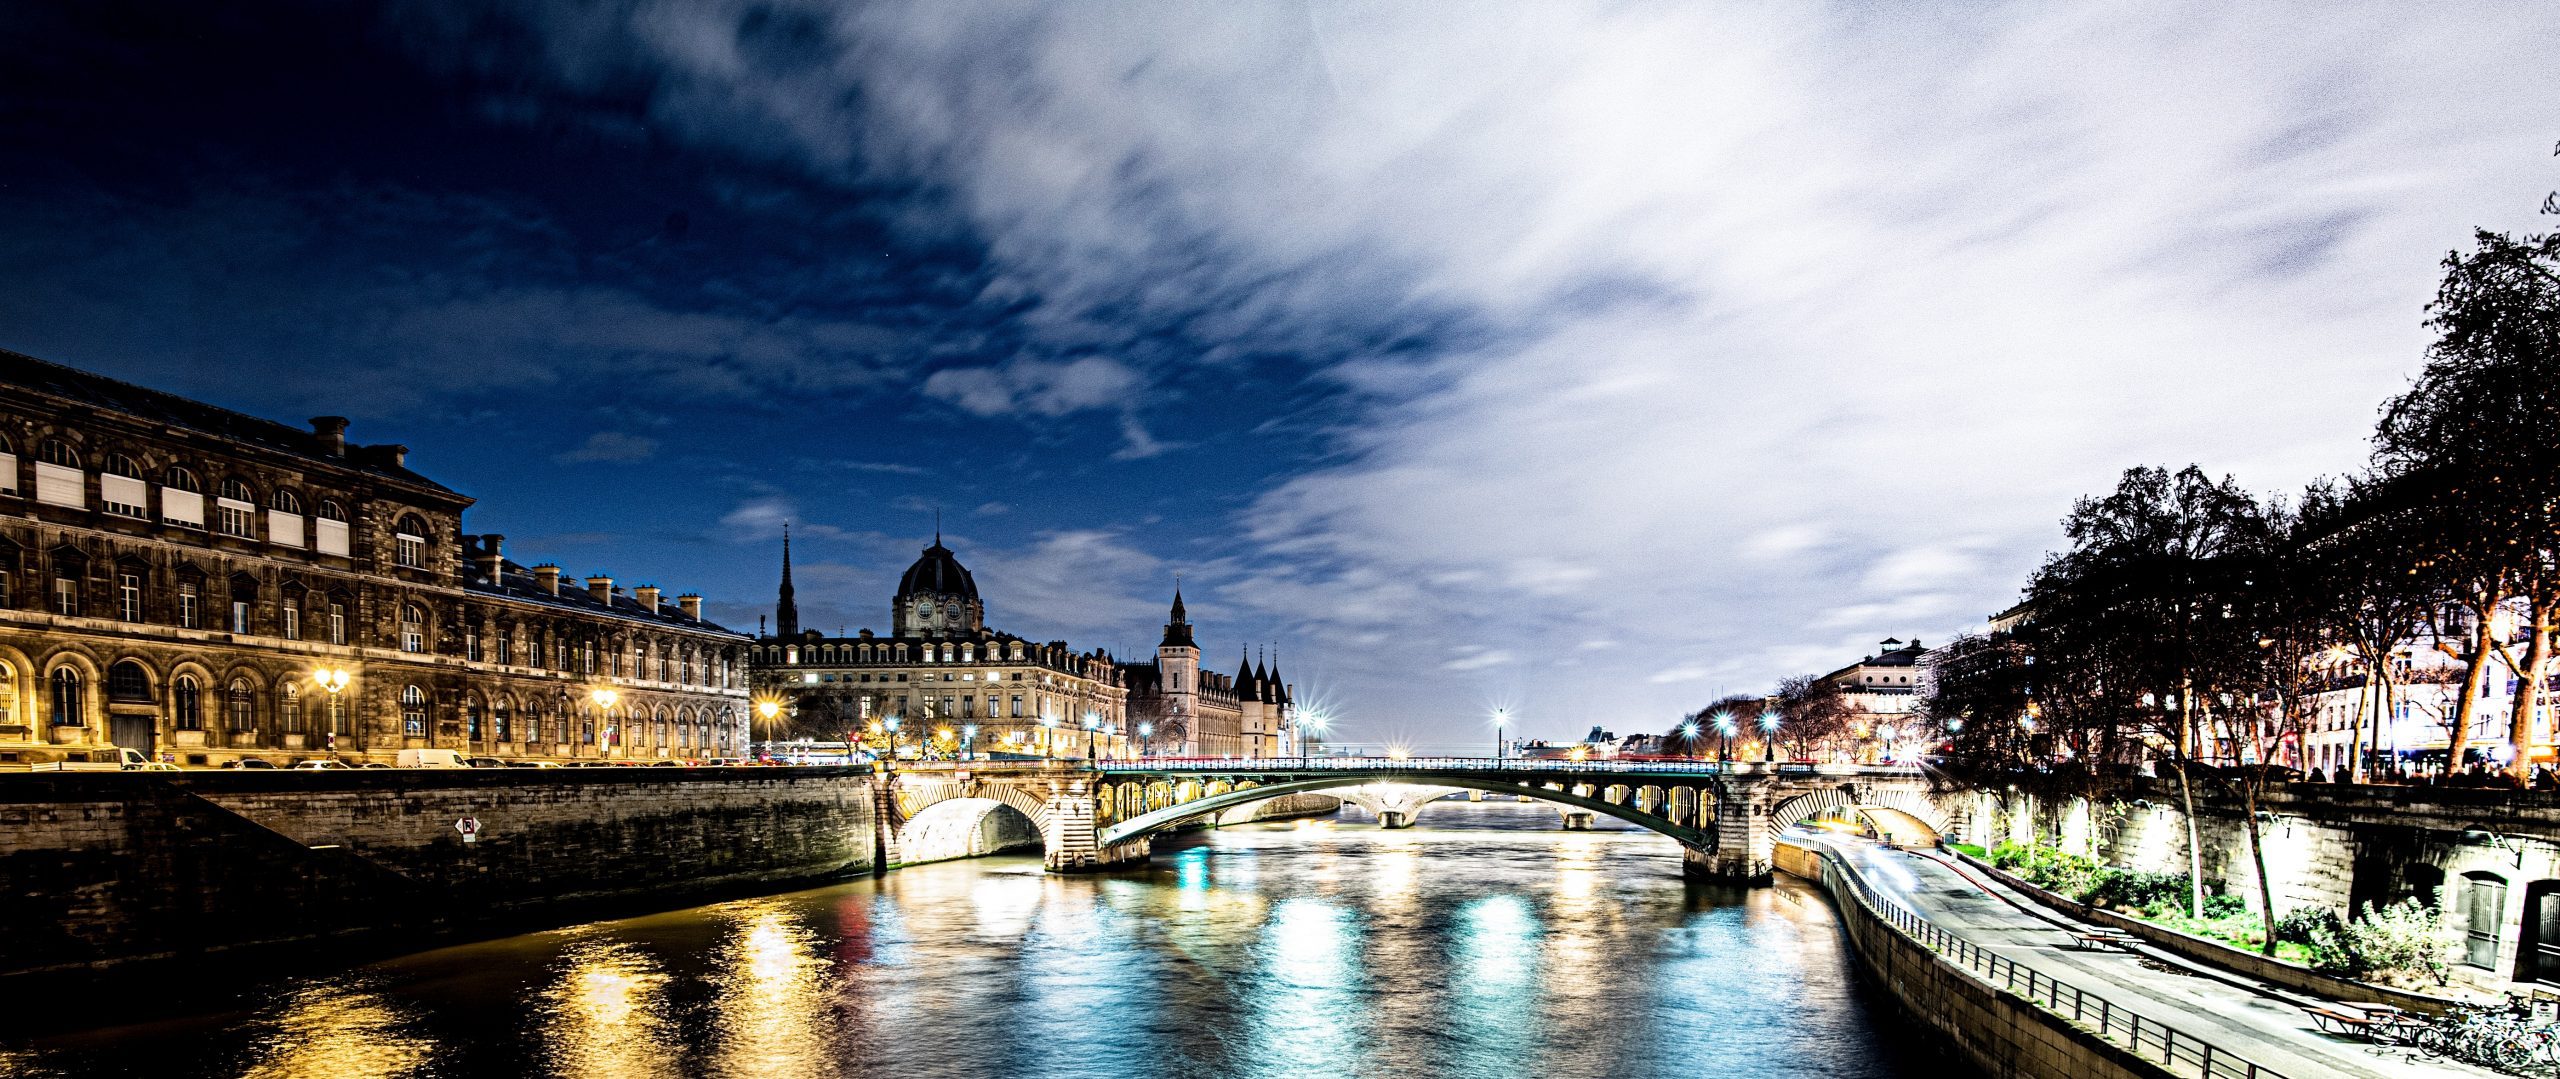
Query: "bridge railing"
1811 840 2289 1079
1098 756 1924 778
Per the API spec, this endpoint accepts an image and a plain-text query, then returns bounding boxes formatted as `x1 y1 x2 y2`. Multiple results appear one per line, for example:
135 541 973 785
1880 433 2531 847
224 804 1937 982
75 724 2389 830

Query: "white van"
29 747 160 772
395 748 468 769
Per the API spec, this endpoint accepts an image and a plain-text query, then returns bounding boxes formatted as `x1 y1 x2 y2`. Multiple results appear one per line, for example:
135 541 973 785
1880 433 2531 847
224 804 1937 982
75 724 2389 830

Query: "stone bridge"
877 758 1954 883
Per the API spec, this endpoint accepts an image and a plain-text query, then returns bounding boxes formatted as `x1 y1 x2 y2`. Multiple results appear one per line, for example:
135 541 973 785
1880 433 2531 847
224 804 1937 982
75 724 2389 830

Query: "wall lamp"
2460 826 2527 869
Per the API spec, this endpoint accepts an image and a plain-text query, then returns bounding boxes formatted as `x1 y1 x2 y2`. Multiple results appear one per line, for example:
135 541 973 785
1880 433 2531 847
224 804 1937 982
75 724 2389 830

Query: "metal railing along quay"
1100 755 1926 778
1815 842 2291 1079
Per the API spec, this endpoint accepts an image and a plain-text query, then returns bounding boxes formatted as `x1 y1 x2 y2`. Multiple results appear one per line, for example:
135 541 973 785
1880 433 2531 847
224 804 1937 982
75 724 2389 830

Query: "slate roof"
473 556 745 637
0 347 465 498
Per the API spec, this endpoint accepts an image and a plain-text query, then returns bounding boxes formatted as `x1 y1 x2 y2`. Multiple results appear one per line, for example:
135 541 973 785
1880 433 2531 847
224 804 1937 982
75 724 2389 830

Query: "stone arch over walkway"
1770 785 1952 846
898 797 1045 865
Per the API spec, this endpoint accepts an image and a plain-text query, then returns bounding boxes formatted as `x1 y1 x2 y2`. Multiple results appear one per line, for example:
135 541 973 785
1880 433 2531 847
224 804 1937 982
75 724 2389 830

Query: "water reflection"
538 940 678 1079
238 977 435 1079
6 801 1957 1079
709 907 839 1079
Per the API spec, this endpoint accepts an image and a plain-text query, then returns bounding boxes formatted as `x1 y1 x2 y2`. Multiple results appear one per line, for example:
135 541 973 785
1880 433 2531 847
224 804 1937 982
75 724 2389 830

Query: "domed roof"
896 541 978 600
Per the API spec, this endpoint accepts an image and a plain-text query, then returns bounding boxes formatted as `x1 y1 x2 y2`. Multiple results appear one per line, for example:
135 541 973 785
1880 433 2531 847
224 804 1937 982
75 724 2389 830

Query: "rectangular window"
1011 695 1023 718
230 600 249 634
178 585 199 629
466 632 482 663
160 488 204 528
283 602 300 641
498 630 513 665
53 576 79 617
116 573 142 622
214 499 254 539
395 532 423 568
315 516 350 557
328 603 346 646
101 474 149 519
33 462 84 508
267 510 304 548
401 624 423 653
0 451 18 495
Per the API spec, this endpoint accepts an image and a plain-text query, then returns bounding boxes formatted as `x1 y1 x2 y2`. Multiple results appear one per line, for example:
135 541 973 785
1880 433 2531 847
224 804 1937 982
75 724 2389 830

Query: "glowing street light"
1081 711 1100 762
308 667 351 757
1712 712 1737 764
1038 712 1058 759
1759 710 1781 763
1135 721 1154 758
961 723 978 761
1491 707 1510 764
1677 720 1700 760
590 688 620 757
1295 710 1329 767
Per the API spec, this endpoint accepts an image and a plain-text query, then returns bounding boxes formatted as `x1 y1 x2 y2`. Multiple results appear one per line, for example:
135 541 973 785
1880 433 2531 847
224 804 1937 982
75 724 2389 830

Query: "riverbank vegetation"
1986 841 2452 987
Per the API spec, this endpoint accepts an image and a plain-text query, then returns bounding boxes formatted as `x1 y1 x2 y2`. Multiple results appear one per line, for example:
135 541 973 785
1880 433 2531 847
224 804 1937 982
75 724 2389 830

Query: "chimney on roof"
533 564 562 596
310 417 349 456
588 574 614 604
677 594 702 620
471 534 505 584
382 444 408 467
635 585 661 614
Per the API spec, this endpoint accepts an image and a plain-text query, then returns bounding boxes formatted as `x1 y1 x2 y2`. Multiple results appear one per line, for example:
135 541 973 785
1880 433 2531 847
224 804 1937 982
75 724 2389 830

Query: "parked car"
220 758 279 769
292 759 350 770
463 756 508 769
505 760 560 768
395 749 467 769
28 748 156 772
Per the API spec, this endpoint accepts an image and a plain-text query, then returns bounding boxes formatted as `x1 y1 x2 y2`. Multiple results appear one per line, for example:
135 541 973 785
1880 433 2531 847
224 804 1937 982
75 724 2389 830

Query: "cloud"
922 356 1142 417
554 431 660 463
974 501 1010 516
373 1 2558 739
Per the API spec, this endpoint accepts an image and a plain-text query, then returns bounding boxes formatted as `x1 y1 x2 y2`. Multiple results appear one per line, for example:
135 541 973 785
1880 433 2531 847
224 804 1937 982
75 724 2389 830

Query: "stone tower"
1159 586 1200 753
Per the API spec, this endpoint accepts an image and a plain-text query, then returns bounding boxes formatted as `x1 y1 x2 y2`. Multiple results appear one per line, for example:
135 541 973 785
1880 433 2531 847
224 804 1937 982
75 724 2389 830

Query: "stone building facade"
0 348 751 767
1115 589 1296 758
753 535 1131 759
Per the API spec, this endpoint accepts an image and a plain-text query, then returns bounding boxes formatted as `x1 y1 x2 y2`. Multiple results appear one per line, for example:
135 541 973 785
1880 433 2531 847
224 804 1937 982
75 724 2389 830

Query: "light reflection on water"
5 801 1957 1079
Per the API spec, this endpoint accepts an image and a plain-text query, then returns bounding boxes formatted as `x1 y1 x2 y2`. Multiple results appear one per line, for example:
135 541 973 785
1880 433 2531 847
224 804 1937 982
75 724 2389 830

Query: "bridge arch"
1096 774 1719 850
898 797 1044 865
1769 786 1952 845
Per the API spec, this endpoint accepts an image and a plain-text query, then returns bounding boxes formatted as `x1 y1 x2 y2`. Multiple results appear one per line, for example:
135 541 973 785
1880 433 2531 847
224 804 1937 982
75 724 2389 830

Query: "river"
0 799 1960 1078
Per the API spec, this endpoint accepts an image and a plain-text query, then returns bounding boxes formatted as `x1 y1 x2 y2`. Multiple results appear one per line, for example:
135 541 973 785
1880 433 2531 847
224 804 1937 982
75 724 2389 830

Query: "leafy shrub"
2274 907 2358 973
2344 899 2454 988
2086 869 2189 914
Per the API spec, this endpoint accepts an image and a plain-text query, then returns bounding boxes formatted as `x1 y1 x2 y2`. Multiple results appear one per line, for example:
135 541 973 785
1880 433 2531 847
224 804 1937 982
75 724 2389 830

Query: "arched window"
36 439 78 468
172 675 202 730
400 604 425 653
465 698 483 741
270 489 302 514
107 660 152 702
226 679 253 730
158 467 205 528
215 479 256 538
49 668 82 726
314 499 351 558
393 514 429 569
400 685 427 736
162 466 200 492
99 455 147 519
493 699 511 742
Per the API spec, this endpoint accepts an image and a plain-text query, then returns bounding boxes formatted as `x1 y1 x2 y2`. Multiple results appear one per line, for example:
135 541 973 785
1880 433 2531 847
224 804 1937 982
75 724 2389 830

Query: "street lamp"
309 667 351 758
961 723 977 761
884 715 902 761
1677 720 1699 761
1081 711 1100 762
1136 721 1153 758
1759 710 1781 763
591 688 619 759
1295 712 1328 766
754 698 781 761
1039 712 1058 759
1491 707 1509 764
1713 713 1736 764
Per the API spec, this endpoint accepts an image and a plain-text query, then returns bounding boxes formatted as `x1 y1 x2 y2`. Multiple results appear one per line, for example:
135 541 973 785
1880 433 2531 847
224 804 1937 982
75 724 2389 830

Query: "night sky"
3 3 2552 744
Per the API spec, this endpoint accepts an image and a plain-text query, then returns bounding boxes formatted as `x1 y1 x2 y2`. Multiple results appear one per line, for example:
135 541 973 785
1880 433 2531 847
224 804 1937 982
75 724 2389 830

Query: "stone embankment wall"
1785 839 2172 1079
0 768 877 980
1955 778 2560 995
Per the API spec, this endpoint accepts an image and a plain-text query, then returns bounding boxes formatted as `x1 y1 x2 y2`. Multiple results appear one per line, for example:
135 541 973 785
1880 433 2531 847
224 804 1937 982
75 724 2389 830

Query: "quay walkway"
1800 831 2499 1079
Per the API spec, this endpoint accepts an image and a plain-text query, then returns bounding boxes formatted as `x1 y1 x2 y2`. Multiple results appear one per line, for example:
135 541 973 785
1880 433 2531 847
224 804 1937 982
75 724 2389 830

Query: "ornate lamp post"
961 723 977 762
1039 712 1058 759
1713 713 1736 764
1136 721 1154 759
1491 707 1509 764
1760 710 1781 764
590 688 619 759
1677 720 1699 761
309 667 351 758
1081 711 1100 762
884 715 902 762
755 698 781 762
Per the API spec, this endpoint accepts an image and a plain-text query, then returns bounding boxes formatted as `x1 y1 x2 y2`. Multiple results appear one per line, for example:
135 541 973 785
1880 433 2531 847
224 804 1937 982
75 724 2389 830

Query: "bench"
2066 931 2135 952
2305 1004 2416 1043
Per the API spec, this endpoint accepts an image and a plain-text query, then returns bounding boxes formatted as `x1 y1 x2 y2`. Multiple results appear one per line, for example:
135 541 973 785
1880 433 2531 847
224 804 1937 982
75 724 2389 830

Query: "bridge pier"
1686 783 1774 884
1560 810 1595 831
1042 780 1151 873
1378 809 1415 829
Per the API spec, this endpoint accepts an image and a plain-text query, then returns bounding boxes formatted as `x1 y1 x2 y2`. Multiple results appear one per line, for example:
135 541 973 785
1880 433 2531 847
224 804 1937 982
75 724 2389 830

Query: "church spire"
1160 578 1195 649
774 523 800 639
